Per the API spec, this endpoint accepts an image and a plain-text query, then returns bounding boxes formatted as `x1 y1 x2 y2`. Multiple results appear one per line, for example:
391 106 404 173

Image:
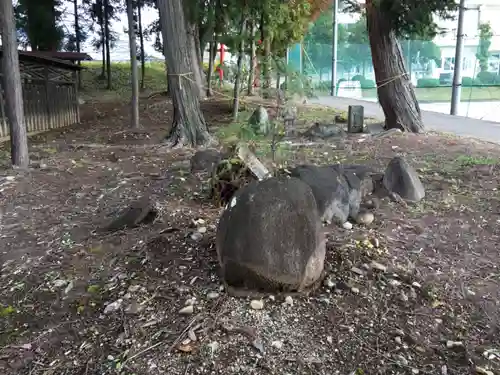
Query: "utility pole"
450 0 466 115
330 0 339 96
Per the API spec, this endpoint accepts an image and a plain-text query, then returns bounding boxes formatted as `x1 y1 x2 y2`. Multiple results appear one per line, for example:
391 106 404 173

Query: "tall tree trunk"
207 40 215 97
126 0 140 128
0 0 29 168
232 11 247 119
104 0 112 90
100 14 106 78
247 20 256 96
157 0 212 147
365 0 423 132
74 0 82 88
137 0 146 91
188 24 206 100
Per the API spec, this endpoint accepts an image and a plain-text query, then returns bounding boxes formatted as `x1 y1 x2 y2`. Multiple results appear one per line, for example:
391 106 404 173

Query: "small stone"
446 340 463 349
411 369 419 374
412 281 422 288
190 232 203 241
356 211 374 225
179 305 194 315
415 346 426 353
188 329 197 341
104 299 123 314
395 336 402 345
476 366 494 375
371 261 387 272
324 277 335 288
128 284 141 293
399 291 409 302
284 296 294 306
389 279 402 287
271 340 284 349
370 237 380 248
351 267 365 276
197 226 207 234
396 355 408 366
53 279 68 288
207 341 219 355
327 336 333 344
342 221 353 230
250 300 264 310
206 292 220 300
185 298 196 306
351 287 360 294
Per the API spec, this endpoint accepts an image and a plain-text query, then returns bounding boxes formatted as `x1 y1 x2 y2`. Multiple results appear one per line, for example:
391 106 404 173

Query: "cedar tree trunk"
0 0 30 168
157 0 212 147
126 0 140 128
232 12 246 119
365 0 424 132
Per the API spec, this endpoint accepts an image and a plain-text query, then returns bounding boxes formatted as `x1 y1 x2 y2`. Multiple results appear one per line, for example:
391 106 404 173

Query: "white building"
331 0 500 84
433 0 500 80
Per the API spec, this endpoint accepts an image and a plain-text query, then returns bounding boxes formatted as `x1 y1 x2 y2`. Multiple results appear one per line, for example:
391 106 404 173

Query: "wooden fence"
0 52 81 139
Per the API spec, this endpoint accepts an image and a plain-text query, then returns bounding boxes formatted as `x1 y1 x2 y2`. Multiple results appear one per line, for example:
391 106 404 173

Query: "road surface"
312 96 500 144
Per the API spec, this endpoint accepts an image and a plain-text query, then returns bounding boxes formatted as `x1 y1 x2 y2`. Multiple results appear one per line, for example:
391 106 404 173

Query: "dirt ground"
1 97 499 375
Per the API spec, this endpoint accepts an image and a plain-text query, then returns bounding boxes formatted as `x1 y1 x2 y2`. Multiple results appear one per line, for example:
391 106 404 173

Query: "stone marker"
383 157 425 202
348 105 364 133
216 177 326 293
248 106 270 135
236 143 272 181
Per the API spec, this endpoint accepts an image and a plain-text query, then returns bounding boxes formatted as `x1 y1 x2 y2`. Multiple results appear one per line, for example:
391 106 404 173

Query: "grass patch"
455 154 499 166
80 61 167 100
362 86 500 102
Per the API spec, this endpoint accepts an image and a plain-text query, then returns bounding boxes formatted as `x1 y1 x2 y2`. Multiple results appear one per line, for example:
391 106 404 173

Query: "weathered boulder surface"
190 149 224 175
290 164 377 224
216 177 325 293
383 157 425 202
248 106 270 135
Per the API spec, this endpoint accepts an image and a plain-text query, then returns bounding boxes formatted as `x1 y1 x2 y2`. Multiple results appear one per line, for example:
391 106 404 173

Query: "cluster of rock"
190 147 425 296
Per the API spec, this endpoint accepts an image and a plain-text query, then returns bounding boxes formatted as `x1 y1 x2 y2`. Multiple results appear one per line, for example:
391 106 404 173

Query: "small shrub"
417 78 440 88
361 79 376 89
476 71 500 85
461 77 473 87
351 74 365 82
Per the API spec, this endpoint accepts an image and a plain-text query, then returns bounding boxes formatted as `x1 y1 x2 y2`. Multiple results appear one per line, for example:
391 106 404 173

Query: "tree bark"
247 20 256 96
0 0 30 168
365 0 423 132
137 0 146 91
232 11 247 120
100 11 106 79
157 0 212 147
126 0 140 128
74 0 82 88
188 23 206 100
104 0 112 90
207 40 215 97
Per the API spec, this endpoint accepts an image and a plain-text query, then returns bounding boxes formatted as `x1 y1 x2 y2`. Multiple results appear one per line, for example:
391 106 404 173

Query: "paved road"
312 96 500 144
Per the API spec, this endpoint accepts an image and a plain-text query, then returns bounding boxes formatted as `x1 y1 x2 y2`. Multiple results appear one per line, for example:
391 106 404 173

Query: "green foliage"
401 39 442 64
417 78 440 88
361 79 375 89
461 77 474 87
376 0 458 38
476 71 500 85
351 75 365 82
476 23 493 73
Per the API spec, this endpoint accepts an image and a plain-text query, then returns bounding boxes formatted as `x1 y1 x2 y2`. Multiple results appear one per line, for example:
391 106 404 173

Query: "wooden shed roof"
0 49 84 70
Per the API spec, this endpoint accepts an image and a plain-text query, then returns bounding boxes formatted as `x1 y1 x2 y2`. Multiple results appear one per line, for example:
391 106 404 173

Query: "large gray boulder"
290 164 376 224
383 157 425 202
216 177 325 293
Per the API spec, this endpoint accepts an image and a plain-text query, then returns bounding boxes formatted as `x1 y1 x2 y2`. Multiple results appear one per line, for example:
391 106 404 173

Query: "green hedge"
417 78 440 88
476 71 500 85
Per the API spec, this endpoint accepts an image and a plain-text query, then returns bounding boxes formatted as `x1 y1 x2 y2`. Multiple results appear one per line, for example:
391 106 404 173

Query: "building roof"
0 49 84 70
21 51 92 62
